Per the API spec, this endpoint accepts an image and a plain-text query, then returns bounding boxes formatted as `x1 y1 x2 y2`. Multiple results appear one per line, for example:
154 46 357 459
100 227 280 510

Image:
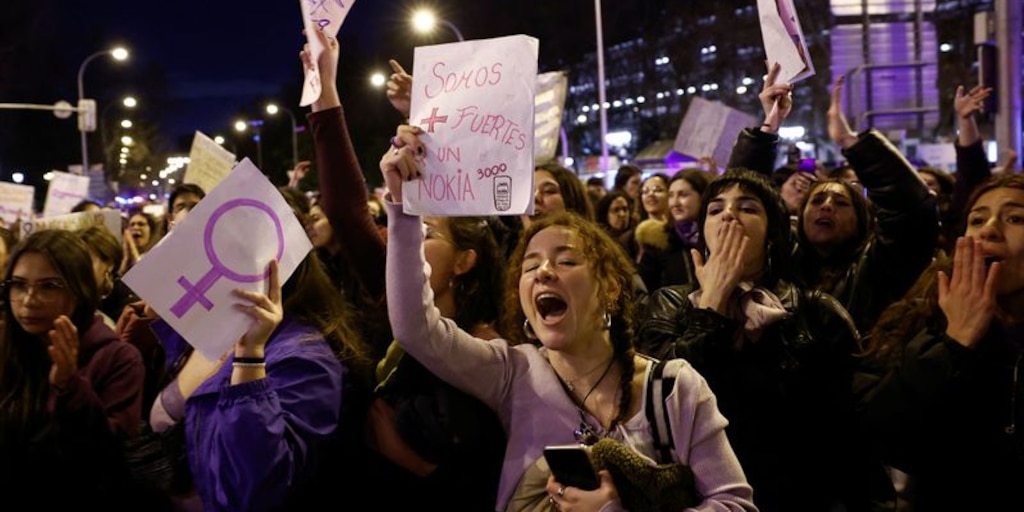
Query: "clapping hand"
48 316 79 390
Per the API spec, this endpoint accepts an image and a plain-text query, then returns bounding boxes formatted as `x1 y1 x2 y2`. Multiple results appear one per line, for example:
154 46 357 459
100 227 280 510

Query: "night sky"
0 0 657 188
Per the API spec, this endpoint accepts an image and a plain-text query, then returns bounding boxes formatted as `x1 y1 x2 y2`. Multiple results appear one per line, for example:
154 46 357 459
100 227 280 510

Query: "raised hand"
48 315 80 390
953 85 993 120
300 27 341 112
692 221 750 313
386 60 413 118
759 62 793 133
938 237 1000 348
233 259 283 358
827 75 858 149
379 125 425 203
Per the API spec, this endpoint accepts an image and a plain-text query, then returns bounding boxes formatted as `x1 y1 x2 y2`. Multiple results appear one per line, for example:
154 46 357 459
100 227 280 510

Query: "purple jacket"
151 317 345 512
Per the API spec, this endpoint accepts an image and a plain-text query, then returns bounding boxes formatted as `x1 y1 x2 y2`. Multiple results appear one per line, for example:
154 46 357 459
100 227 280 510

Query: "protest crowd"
1 14 1023 512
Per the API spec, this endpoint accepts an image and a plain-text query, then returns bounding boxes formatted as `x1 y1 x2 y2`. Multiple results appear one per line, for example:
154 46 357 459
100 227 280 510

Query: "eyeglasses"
641 187 666 195
424 224 456 246
3 279 68 303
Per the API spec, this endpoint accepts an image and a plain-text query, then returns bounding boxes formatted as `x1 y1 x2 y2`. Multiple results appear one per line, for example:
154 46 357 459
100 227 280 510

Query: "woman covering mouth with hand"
861 173 1024 511
381 125 755 512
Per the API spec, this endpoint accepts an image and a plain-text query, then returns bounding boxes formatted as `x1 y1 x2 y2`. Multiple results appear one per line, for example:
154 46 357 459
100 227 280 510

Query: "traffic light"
77 99 96 132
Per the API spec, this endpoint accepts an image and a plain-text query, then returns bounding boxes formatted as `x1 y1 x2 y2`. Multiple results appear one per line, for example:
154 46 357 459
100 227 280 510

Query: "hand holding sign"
232 259 283 357
122 158 311 361
759 62 794 133
380 125 427 204
757 0 815 84
300 26 341 111
299 0 356 107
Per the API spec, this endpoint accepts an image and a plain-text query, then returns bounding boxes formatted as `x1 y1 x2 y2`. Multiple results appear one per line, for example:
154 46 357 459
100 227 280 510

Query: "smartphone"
543 445 600 491
797 157 817 173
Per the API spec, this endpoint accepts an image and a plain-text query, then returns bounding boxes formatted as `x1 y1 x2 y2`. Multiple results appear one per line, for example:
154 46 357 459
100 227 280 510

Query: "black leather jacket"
728 127 939 333
638 281 892 511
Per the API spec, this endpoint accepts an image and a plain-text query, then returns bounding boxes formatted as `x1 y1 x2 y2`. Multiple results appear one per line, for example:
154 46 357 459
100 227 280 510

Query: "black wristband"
234 356 265 364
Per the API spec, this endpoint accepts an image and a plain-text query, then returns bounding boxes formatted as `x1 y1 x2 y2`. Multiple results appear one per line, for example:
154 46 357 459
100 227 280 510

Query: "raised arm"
726 62 793 176
952 85 995 220
301 28 387 298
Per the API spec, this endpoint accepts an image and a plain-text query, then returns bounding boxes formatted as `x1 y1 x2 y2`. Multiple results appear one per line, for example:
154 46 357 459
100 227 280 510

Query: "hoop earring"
523 319 538 340
604 311 612 330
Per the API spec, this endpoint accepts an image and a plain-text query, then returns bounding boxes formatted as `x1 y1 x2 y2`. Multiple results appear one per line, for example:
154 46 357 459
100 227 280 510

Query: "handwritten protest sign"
299 0 357 107
407 35 539 216
757 0 815 84
22 209 122 242
534 71 569 165
122 159 311 361
0 182 35 225
43 171 91 217
184 131 237 193
673 97 757 169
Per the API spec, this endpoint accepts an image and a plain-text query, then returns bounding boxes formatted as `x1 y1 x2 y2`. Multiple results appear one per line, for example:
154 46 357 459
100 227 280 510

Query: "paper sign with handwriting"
43 171 91 217
22 209 122 242
122 158 312 361
757 0 815 84
299 0 356 107
407 35 539 216
534 71 569 165
0 182 35 225
184 131 237 193
674 97 757 168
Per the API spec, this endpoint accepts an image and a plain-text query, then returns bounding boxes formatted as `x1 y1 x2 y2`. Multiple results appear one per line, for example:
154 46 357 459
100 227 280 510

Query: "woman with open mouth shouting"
381 126 755 512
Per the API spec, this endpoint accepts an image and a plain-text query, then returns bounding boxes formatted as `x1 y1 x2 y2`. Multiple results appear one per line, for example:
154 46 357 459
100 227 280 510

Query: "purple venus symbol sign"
170 198 285 318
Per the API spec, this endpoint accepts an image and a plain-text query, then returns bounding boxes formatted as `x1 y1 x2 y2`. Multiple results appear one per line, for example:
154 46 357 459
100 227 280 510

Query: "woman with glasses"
0 229 144 507
636 169 713 293
638 173 670 223
381 127 755 512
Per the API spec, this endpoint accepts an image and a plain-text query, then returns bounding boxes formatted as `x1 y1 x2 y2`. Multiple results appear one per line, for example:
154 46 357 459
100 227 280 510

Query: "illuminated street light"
120 119 133 128
123 96 137 108
121 135 133 146
266 102 299 167
214 135 225 145
370 72 387 87
78 46 130 173
411 8 464 41
234 120 247 132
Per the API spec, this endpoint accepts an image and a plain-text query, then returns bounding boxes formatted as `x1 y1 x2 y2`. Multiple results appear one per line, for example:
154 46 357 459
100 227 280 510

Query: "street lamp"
265 103 298 168
370 72 387 87
594 0 609 171
78 46 129 173
411 9 464 41
235 119 265 169
100 96 137 176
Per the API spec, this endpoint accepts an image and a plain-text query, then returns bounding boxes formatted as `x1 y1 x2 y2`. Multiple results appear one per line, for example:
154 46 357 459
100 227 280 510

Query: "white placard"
673 97 757 168
122 159 312 361
406 35 539 216
184 131 237 193
299 0 356 107
757 0 815 84
22 209 122 242
43 171 91 217
534 71 569 165
0 182 35 225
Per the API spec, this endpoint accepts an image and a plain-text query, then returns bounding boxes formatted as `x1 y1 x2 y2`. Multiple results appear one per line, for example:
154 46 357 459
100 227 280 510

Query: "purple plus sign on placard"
170 198 285 318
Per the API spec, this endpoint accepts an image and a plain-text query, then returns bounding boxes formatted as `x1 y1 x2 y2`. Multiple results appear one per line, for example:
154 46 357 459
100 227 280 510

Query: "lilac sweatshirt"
385 202 757 511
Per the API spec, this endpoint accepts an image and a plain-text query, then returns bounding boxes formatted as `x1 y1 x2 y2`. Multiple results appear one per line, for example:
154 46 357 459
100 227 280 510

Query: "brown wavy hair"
501 212 637 428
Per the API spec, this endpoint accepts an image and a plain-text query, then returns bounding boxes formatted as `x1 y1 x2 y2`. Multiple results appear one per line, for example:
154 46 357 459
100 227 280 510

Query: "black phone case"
544 446 600 491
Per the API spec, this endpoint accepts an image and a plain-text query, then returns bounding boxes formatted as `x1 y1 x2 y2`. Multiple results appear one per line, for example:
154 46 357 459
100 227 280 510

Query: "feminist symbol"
169 198 285 318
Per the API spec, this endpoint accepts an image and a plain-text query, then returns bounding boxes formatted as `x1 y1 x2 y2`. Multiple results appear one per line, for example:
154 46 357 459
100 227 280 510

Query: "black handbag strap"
644 357 681 464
